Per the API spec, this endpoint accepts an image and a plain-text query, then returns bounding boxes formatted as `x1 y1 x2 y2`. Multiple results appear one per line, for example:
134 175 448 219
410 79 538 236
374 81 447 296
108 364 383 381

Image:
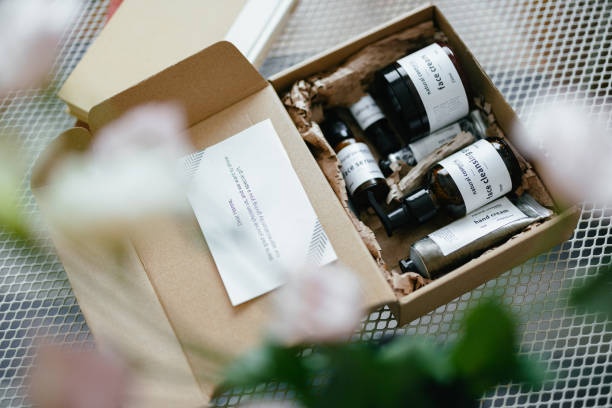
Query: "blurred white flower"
29 345 128 408
270 264 363 344
92 103 191 160
0 142 29 238
0 0 80 95
512 103 612 204
41 103 191 237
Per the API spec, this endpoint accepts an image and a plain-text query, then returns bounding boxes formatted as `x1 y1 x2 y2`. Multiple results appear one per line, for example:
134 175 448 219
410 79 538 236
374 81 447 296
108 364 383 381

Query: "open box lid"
34 40 396 402
58 0 296 123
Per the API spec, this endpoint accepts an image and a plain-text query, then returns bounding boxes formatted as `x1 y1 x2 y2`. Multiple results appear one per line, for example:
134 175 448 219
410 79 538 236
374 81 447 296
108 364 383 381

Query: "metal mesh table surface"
1 0 611 407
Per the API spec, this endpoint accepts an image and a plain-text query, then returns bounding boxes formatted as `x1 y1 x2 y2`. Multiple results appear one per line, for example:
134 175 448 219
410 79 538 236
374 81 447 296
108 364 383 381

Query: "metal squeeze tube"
372 137 523 236
372 42 470 143
379 110 488 176
399 194 552 279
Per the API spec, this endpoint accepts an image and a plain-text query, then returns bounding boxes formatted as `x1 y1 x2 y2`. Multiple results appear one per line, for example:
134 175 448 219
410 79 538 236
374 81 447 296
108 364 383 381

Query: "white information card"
182 119 337 305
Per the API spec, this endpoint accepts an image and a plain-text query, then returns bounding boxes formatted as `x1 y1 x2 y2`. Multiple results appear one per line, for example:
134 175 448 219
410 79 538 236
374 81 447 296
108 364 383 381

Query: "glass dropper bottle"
320 109 389 208
348 93 402 156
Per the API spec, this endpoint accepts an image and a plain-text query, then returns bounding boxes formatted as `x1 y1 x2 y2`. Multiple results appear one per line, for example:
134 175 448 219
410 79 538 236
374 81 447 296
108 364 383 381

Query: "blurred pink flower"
0 0 80 95
92 102 191 160
512 103 612 204
270 264 363 344
29 345 128 408
41 103 192 237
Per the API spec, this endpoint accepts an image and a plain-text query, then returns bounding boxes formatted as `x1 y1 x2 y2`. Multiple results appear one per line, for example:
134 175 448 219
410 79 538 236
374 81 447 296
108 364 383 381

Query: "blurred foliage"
570 264 612 320
222 299 543 408
0 143 30 241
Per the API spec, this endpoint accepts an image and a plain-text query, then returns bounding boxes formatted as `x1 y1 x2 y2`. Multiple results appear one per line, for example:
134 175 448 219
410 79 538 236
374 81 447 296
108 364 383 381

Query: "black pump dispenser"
371 137 523 236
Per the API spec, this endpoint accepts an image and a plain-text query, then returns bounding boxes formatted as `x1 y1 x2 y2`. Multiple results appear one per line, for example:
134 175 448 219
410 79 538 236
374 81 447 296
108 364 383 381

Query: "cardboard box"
58 0 296 123
32 4 580 406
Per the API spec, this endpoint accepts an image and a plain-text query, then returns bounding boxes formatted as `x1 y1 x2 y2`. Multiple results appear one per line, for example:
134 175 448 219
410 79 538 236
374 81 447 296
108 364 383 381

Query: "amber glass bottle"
374 137 522 235
348 93 402 156
320 110 388 207
372 42 471 143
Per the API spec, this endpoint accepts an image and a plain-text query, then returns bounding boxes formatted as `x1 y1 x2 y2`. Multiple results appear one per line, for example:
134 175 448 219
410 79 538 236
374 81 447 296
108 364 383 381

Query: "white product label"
428 196 527 255
409 122 462 162
439 139 512 213
397 43 469 132
349 94 385 130
337 142 384 194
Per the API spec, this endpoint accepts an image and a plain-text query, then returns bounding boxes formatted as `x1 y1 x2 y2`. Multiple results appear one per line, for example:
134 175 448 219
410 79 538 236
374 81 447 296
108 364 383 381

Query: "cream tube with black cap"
399 194 552 280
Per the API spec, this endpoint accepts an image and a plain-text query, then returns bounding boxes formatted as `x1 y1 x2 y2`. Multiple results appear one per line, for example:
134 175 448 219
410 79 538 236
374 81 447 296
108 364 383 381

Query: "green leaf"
221 300 543 407
312 343 383 408
223 344 301 386
570 267 612 319
450 299 543 396
379 336 452 383
375 337 458 408
0 151 29 240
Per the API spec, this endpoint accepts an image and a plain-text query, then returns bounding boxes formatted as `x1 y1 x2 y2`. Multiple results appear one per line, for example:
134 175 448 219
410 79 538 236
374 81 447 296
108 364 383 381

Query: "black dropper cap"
370 188 439 236
320 109 353 147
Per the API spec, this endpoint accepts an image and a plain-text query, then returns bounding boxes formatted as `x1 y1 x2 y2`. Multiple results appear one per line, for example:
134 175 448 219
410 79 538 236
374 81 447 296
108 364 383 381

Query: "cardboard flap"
31 128 207 407
89 41 268 134
57 0 250 122
129 86 398 397
33 88 398 402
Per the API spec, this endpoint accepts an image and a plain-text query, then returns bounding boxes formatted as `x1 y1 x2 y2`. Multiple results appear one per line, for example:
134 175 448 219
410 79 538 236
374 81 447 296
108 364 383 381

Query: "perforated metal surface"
1 1 611 407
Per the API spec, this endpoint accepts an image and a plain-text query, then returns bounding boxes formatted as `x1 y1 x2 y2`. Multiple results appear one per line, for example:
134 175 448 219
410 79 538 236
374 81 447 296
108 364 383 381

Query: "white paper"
181 119 337 306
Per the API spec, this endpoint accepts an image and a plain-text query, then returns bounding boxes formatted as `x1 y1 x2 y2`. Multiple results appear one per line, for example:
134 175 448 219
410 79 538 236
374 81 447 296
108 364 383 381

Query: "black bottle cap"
399 258 429 280
387 65 430 141
399 258 416 273
372 68 407 135
385 206 412 236
404 189 438 224
378 188 439 235
320 109 353 147
379 158 393 177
